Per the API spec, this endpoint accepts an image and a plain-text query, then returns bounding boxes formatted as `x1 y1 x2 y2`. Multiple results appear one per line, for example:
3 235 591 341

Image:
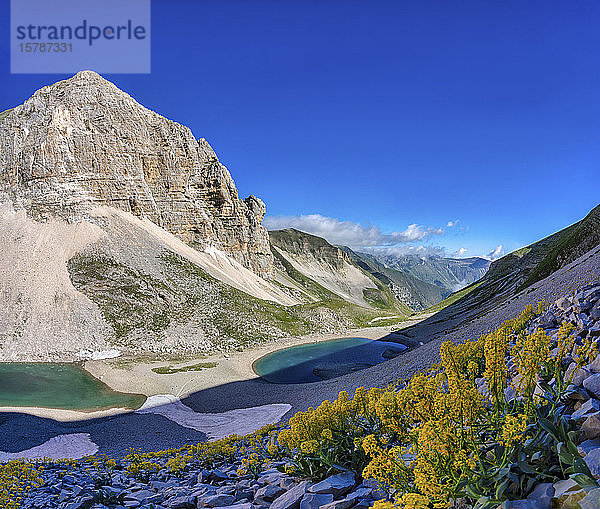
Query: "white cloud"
362 245 447 258
485 245 505 261
447 220 460 228
263 214 445 248
456 247 468 256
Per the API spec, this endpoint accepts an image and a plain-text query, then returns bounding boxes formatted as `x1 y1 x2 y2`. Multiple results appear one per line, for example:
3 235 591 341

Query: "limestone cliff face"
0 71 273 278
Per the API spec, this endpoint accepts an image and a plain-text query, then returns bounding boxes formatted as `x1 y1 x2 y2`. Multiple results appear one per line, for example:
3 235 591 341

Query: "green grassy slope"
269 229 411 316
420 203 600 323
69 244 410 353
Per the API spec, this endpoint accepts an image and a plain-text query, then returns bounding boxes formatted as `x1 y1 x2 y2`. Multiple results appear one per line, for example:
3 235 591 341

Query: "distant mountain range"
398 203 600 341
367 253 490 292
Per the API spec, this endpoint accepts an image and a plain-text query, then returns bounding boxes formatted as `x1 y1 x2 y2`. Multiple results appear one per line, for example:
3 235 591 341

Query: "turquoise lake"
0 363 146 411
253 337 407 384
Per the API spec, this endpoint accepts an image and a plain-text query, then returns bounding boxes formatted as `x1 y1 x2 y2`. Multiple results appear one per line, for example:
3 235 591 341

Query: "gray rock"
234 489 254 502
501 500 540 509
526 482 554 509
209 469 230 482
581 414 600 439
300 493 335 509
582 414 600 440
578 439 600 455
255 484 286 502
552 478 580 499
211 504 253 509
281 478 297 490
167 496 195 509
258 473 285 486
352 500 374 509
583 373 600 398
584 448 600 479
308 472 356 496
566 362 592 386
589 326 600 337
346 488 373 501
539 311 557 328
357 480 386 501
571 399 600 420
64 495 94 509
587 355 600 373
320 499 356 509
213 502 252 509
556 297 572 311
201 494 236 507
578 488 600 509
270 481 311 509
124 490 155 504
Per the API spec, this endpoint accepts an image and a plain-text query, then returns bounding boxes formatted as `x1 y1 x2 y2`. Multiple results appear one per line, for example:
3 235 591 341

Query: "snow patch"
0 433 98 462
136 394 292 440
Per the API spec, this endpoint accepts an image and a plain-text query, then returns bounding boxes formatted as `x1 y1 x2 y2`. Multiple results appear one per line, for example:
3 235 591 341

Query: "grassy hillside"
417 203 600 325
341 247 447 311
522 203 600 288
69 246 410 354
270 229 412 316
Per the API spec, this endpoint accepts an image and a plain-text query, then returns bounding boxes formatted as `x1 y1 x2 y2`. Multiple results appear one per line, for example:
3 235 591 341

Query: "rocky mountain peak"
0 72 273 278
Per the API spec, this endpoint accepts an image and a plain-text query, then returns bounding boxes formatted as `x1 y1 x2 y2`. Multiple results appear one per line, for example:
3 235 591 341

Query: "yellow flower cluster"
362 434 413 495
0 460 44 509
513 328 550 411
358 304 556 507
236 452 263 478
300 440 319 455
124 453 160 480
499 413 528 446
165 454 192 476
372 492 431 509
397 493 432 509
278 387 385 450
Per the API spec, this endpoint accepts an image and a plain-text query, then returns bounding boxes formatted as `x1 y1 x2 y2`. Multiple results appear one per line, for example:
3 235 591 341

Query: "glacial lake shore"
0 317 427 422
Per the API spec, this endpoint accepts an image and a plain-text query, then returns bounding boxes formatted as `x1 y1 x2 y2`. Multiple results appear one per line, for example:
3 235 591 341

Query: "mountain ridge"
0 73 411 360
0 70 273 278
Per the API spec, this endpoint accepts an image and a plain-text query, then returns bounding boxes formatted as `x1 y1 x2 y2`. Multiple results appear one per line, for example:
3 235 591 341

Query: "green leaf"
566 440 580 457
570 473 599 491
493 466 510 481
538 417 562 442
466 484 483 499
517 461 537 474
495 478 510 500
572 457 594 477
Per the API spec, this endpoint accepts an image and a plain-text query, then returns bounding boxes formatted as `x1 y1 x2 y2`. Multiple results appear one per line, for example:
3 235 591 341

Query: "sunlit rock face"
0 70 273 278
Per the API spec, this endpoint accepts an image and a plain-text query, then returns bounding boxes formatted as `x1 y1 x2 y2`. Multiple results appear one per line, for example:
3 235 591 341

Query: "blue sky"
1 1 599 259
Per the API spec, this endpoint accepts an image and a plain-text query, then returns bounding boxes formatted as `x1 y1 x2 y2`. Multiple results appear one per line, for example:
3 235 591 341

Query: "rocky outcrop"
0 70 273 278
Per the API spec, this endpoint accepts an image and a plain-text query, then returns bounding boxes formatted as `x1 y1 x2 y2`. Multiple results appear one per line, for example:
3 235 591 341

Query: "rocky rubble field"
23 461 381 509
